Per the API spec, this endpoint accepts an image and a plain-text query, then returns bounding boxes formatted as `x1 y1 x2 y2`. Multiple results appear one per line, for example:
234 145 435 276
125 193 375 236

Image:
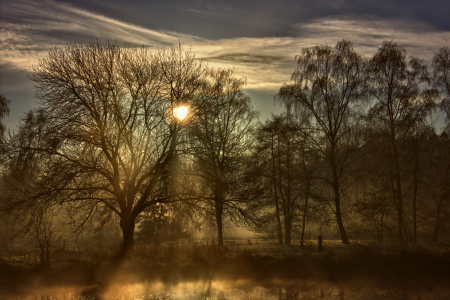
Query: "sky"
1 0 450 129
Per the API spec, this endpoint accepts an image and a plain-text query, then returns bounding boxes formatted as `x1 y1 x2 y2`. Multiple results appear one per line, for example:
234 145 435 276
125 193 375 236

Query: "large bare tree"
2 41 206 254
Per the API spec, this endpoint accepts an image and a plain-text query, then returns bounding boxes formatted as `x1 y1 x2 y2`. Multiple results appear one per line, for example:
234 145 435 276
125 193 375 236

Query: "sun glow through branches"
174 106 188 120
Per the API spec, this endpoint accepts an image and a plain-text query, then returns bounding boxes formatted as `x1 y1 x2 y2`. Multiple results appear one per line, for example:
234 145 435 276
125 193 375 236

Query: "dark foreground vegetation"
1 241 450 299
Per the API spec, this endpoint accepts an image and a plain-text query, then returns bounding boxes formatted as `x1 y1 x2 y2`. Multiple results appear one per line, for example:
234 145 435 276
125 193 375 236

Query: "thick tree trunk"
121 219 136 254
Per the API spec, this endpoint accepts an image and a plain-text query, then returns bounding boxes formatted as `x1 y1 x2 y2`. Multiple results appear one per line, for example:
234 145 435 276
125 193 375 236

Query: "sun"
174 106 188 120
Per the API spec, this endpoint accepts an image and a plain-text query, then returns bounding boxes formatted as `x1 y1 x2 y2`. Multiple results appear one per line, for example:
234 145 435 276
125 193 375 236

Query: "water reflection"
8 281 450 300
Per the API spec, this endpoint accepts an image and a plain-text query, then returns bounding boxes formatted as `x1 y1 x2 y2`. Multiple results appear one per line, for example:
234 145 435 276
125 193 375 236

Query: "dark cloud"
51 0 450 39
199 53 287 64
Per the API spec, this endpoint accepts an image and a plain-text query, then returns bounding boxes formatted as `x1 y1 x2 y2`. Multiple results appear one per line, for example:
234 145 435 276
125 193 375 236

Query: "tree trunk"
331 146 349 245
274 188 283 245
395 165 404 243
390 127 405 243
334 187 349 244
285 135 292 246
301 180 310 247
412 136 419 244
285 217 292 246
215 199 224 247
121 219 136 254
433 184 447 243
433 149 450 243
277 135 288 245
271 135 283 245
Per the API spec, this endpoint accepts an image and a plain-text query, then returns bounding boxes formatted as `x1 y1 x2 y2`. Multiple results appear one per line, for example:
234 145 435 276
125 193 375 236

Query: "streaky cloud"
198 53 287 64
0 0 205 71
1 0 449 127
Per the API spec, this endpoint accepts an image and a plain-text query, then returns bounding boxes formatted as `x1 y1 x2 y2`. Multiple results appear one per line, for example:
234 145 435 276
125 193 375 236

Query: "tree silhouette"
368 41 435 243
189 69 258 247
2 41 206 254
251 115 316 245
277 41 369 244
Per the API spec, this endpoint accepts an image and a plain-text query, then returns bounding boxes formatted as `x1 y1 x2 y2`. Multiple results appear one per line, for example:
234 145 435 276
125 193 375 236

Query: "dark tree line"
249 41 449 245
1 41 450 256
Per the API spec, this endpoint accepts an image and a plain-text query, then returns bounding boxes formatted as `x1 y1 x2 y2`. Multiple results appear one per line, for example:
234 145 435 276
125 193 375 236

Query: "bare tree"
30 211 63 267
368 41 435 243
188 68 258 247
420 129 450 243
253 117 285 245
251 115 316 246
277 41 369 244
1 41 206 254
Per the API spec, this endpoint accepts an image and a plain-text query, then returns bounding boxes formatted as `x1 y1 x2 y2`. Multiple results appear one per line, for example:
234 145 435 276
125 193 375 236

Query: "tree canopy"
2 41 206 253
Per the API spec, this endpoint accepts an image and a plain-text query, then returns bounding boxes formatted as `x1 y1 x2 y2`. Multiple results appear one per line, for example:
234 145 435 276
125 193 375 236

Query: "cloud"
0 0 205 71
190 17 449 90
2 1 449 78
291 16 450 57
185 8 213 16
1 0 449 126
